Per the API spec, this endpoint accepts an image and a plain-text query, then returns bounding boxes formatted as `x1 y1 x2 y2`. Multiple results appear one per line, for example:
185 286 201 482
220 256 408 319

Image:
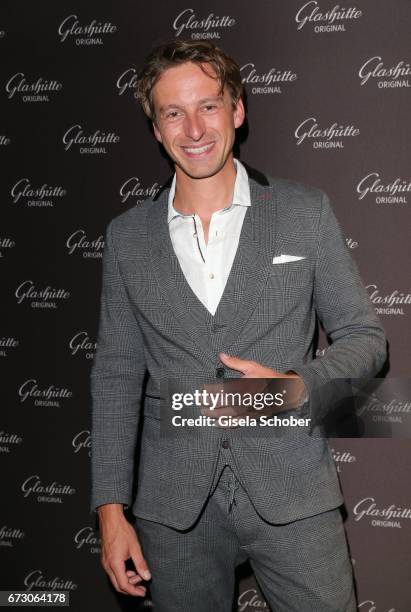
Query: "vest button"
216 367 225 378
211 323 226 333
222 440 230 449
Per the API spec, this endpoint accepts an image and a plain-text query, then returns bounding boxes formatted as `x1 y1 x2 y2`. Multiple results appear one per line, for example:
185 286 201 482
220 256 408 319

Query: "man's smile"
180 142 216 157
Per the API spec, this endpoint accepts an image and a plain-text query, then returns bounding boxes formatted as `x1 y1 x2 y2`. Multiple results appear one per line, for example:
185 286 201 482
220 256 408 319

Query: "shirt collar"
167 158 251 224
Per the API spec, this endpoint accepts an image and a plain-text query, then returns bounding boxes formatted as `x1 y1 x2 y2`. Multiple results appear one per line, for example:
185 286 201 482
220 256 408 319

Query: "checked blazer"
90 164 386 529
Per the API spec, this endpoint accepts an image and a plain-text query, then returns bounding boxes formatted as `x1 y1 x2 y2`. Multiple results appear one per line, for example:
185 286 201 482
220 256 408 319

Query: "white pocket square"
272 254 306 264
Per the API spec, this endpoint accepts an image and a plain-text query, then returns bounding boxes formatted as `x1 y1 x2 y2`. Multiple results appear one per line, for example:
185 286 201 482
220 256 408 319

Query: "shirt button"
216 367 225 378
209 273 215 279
222 440 230 449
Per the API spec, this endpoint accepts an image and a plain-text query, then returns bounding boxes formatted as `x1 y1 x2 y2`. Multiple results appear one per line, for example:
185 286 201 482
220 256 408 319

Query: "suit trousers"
133 441 357 612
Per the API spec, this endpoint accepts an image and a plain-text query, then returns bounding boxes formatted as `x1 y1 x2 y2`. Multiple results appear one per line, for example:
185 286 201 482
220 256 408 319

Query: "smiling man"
90 40 386 612
149 52 246 249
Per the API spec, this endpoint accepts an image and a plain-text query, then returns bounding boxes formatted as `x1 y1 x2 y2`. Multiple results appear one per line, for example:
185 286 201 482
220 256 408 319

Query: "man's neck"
173 156 237 219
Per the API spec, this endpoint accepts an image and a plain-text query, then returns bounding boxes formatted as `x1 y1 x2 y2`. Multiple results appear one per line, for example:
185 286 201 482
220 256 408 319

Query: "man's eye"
203 105 217 111
166 111 180 119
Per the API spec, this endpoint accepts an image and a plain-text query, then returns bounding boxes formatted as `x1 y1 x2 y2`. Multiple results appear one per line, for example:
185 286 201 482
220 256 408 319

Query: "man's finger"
126 569 143 584
128 575 144 585
218 352 256 374
111 559 147 596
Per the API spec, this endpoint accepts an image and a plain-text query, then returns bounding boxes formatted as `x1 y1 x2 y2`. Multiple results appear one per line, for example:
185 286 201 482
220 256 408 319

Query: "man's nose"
183 112 206 141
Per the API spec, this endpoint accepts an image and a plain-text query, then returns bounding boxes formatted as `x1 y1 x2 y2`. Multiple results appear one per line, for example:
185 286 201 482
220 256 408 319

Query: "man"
90 40 386 611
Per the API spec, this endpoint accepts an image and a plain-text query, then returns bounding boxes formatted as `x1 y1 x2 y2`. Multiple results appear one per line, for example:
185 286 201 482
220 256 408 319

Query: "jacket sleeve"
291 190 387 425
89 219 147 514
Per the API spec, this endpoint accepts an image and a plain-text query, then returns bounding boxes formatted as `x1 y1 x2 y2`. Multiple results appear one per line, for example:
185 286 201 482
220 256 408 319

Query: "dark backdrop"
1 1 410 610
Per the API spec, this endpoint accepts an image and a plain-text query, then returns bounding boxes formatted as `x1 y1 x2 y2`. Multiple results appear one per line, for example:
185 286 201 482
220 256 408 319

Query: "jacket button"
216 367 225 378
222 440 230 449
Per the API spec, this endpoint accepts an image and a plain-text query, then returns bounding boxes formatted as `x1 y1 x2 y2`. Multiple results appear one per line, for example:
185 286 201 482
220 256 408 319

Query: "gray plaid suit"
90 165 386 610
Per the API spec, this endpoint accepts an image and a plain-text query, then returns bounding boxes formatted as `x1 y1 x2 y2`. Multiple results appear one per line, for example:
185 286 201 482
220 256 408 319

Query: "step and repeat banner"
1 1 410 610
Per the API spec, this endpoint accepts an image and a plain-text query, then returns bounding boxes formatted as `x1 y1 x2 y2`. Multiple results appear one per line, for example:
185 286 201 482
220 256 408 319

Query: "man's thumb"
218 352 249 373
131 544 151 581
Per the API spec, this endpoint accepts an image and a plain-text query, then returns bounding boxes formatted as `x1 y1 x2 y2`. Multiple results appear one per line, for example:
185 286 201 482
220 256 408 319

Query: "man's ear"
152 120 162 143
233 97 245 129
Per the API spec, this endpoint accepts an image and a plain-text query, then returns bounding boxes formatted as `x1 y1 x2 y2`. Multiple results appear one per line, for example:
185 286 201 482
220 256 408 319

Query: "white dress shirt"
167 158 251 316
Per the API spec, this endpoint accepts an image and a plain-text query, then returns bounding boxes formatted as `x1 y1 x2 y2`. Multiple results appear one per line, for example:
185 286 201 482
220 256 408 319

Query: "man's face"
151 61 245 180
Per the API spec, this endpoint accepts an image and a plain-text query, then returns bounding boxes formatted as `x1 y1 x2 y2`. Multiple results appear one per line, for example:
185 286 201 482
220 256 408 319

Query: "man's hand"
98 503 151 597
200 352 307 427
217 352 303 382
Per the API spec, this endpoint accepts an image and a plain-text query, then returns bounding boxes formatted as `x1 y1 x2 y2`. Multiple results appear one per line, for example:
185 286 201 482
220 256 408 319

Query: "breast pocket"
267 259 313 288
257 261 314 322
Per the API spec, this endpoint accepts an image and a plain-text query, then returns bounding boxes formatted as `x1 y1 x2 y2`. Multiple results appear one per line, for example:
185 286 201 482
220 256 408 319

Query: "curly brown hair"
134 39 244 123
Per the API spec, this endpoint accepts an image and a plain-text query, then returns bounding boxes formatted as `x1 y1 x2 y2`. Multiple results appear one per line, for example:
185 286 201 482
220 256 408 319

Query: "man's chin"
175 160 225 180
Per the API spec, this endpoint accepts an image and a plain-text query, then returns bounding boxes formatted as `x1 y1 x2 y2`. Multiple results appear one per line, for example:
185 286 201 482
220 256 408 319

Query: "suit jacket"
90 165 386 529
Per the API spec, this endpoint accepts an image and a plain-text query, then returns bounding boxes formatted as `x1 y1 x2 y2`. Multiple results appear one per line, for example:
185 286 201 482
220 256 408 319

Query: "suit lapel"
215 177 277 353
147 187 213 355
146 167 278 360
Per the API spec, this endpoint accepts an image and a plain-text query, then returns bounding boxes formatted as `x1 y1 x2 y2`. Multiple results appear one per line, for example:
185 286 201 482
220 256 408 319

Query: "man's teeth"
183 143 214 154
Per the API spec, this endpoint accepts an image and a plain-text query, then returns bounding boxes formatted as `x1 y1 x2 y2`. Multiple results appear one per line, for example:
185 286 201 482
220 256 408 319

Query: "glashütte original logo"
0 430 23 454
72 430 91 457
11 178 67 208
356 391 411 424
62 124 120 155
119 177 161 204
0 134 11 146
238 589 268 611
18 379 73 407
24 570 77 592
0 336 19 357
366 284 411 316
22 475 76 504
295 117 359 149
353 496 411 529
116 68 138 96
58 14 117 45
295 1 362 32
69 332 97 359
66 230 104 258
0 525 25 548
5 73 62 102
0 237 16 259
359 56 410 88
240 62 297 95
330 448 356 472
357 173 411 204
173 8 235 39
15 281 70 309
74 526 100 553
358 601 399 612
